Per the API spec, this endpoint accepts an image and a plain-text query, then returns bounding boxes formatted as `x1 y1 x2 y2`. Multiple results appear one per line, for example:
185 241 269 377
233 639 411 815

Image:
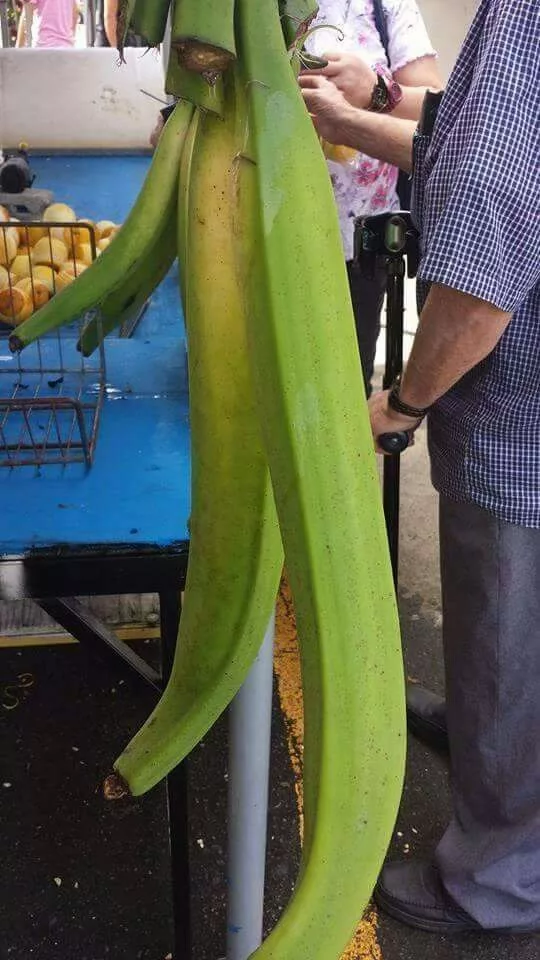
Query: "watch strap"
370 65 404 114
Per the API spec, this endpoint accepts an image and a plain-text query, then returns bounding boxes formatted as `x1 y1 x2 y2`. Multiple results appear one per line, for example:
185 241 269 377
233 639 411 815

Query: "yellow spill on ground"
274 577 383 960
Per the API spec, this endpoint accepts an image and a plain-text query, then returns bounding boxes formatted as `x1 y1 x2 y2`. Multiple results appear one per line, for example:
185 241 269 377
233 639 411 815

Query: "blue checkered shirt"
413 0 540 527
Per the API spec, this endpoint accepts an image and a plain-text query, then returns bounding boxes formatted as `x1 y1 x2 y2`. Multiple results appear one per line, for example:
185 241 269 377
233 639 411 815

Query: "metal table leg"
226 613 275 960
36 597 161 691
160 590 192 960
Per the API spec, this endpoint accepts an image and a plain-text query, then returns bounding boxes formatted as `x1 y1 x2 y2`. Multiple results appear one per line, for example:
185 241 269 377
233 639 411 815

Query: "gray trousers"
436 495 540 929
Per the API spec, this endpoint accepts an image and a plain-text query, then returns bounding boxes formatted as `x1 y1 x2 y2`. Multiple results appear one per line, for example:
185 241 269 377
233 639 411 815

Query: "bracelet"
388 376 430 420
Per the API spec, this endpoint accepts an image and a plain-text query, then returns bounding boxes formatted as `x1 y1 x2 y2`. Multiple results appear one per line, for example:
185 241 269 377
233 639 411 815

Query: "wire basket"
0 220 105 467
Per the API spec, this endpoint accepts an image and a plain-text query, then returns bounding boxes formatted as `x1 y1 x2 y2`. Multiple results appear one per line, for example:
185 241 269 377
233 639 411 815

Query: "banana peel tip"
103 771 131 801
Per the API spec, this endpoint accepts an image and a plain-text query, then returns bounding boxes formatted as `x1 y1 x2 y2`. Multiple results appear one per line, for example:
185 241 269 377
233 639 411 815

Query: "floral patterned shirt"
306 0 437 260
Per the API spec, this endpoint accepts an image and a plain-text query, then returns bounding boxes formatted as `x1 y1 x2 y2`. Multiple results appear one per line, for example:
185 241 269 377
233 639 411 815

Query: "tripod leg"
383 257 406 586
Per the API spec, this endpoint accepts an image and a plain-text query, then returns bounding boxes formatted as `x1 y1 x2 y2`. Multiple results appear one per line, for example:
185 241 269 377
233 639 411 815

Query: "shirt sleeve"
385 0 437 72
418 0 540 314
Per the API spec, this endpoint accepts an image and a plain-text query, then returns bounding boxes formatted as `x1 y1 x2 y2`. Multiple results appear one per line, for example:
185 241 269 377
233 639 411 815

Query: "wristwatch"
369 66 404 114
388 375 430 420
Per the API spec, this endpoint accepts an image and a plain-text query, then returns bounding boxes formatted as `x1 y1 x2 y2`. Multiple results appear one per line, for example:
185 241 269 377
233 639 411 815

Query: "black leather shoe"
375 861 540 934
375 862 480 933
406 684 448 753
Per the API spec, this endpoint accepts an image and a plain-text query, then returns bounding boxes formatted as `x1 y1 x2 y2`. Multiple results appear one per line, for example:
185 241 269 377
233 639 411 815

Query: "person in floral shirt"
306 0 440 393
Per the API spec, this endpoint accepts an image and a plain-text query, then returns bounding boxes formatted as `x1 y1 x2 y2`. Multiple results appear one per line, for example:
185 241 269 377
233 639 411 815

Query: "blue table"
0 154 274 960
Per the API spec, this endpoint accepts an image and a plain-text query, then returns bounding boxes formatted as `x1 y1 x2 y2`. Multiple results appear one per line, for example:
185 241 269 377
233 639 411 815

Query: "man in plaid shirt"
301 0 540 934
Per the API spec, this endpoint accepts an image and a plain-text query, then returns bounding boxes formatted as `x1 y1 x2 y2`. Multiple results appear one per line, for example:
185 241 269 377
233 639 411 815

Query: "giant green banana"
235 1 406 957
9 100 193 353
104 82 283 799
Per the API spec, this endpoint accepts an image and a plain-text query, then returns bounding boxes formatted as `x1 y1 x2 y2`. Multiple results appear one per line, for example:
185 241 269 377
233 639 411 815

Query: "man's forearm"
339 105 415 172
400 284 512 409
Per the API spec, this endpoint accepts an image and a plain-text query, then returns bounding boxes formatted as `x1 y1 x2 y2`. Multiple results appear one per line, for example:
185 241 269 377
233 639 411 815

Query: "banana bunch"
10 2 406 957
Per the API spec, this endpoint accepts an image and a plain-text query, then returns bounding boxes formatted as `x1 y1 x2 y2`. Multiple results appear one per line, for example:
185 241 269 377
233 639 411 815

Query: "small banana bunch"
10 2 406 957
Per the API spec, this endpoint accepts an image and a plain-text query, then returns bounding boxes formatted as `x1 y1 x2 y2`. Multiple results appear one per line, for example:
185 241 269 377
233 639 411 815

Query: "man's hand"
299 74 355 145
368 390 420 454
302 51 377 110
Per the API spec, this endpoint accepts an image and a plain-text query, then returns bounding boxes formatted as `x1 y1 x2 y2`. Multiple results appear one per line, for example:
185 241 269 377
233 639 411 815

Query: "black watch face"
372 77 388 111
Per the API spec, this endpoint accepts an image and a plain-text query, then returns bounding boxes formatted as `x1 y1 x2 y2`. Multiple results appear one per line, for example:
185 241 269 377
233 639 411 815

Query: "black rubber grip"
378 431 410 454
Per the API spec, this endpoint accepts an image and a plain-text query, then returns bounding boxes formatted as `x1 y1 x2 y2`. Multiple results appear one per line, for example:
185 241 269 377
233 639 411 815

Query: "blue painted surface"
0 154 191 558
31 154 151 225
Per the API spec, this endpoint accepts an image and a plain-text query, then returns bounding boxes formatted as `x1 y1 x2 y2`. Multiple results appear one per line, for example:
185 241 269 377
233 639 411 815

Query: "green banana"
104 83 283 799
78 212 177 356
9 101 193 353
235 1 406 956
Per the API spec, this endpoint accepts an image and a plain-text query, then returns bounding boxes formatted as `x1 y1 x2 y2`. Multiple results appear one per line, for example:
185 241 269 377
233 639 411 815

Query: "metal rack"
0 220 105 467
0 0 17 48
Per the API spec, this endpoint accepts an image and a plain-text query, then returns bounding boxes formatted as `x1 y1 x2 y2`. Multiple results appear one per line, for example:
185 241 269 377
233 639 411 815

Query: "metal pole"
85 0 96 48
226 612 275 960
382 256 405 585
0 1 9 49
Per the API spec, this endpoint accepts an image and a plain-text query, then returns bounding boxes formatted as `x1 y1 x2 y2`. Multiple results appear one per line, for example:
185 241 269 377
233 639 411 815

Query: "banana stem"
280 0 319 47
170 0 236 76
166 47 224 115
116 0 136 60
130 0 171 46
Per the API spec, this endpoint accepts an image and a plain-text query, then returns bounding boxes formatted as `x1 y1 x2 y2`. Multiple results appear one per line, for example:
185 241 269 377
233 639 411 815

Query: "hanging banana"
104 77 283 799
234 0 406 955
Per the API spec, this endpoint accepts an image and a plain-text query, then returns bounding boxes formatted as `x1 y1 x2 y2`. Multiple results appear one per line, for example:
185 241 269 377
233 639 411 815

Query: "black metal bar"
36 597 162 692
160 590 192 959
0 548 189 601
383 258 405 585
